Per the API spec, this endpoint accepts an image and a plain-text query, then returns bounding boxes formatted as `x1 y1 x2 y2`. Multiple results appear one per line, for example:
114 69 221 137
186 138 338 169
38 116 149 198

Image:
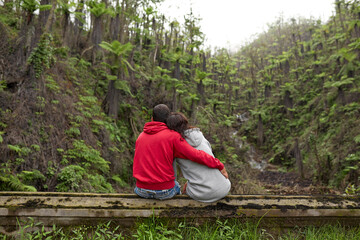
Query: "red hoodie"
133 121 224 190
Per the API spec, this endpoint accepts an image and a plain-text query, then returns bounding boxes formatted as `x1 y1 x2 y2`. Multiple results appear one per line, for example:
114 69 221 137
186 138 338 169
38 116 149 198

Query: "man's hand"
220 167 229 179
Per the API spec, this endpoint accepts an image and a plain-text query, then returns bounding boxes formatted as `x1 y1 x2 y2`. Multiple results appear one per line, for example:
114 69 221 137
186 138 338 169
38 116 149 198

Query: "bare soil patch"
257 170 338 195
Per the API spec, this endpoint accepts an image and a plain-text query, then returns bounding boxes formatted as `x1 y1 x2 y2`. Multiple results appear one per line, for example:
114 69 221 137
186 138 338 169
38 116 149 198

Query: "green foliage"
0 175 37 192
56 164 86 192
88 2 108 18
18 170 46 185
21 0 51 14
100 40 135 97
8 144 31 157
133 217 183 240
45 75 60 93
2 218 124 239
65 126 81 137
28 34 55 78
2 218 360 240
0 80 6 91
105 74 133 96
56 139 113 193
63 140 110 173
88 174 114 193
341 153 360 179
0 163 37 191
57 0 76 15
99 41 134 59
31 144 40 151
345 183 360 195
354 135 360 144
56 164 114 192
112 175 129 188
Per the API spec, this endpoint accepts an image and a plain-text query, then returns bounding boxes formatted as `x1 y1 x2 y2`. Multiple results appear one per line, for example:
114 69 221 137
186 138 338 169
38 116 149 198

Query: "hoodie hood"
184 128 203 147
143 121 168 135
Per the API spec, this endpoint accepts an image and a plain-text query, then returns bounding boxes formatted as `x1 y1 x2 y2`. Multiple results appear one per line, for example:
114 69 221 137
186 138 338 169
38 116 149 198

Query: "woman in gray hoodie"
166 112 231 203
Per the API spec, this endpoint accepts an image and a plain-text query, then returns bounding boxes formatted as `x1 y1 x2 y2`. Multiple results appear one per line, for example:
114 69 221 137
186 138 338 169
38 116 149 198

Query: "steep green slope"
235 1 360 192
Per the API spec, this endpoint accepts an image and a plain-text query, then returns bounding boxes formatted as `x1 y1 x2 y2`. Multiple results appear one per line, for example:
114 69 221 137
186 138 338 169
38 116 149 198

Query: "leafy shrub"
56 165 86 192
28 33 55 78
64 140 110 173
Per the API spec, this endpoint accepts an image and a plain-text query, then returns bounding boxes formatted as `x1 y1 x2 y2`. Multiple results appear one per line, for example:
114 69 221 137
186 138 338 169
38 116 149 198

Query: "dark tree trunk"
111 13 120 40
264 85 271 99
337 86 345 105
197 53 206 105
44 2 56 33
39 0 50 28
172 60 180 111
257 115 264 146
119 0 126 44
336 0 346 31
91 16 103 62
294 138 304 179
3 0 11 7
103 80 120 119
62 13 70 46
284 90 293 116
74 0 84 49
283 60 290 74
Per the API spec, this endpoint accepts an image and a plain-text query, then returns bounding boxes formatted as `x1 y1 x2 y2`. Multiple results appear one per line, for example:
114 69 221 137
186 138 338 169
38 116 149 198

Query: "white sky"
158 0 336 50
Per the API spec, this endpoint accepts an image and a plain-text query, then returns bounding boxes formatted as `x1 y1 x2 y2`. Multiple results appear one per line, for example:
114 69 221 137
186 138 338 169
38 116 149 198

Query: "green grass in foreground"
1 217 360 239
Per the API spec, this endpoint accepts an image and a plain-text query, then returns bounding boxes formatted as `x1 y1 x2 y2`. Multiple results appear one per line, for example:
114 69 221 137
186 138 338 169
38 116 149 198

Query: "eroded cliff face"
0 62 133 192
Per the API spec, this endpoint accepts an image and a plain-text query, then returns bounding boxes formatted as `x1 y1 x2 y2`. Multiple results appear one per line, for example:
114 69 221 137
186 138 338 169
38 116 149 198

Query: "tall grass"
280 224 360 240
1 217 359 239
1 217 124 240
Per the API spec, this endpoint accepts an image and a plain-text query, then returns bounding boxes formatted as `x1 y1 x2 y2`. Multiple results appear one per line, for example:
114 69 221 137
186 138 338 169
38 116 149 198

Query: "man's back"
133 121 179 190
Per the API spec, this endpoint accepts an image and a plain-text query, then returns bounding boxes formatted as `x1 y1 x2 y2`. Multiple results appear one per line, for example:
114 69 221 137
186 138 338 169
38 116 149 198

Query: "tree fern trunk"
105 80 120 119
257 115 264 146
74 0 84 49
294 138 304 179
91 16 103 63
172 60 180 111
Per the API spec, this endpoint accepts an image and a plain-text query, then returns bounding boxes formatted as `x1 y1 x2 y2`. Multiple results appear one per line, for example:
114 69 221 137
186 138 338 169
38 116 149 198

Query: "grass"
1 217 359 239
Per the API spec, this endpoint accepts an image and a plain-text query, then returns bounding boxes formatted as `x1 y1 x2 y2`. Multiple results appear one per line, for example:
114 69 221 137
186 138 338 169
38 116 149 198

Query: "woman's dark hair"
166 112 192 138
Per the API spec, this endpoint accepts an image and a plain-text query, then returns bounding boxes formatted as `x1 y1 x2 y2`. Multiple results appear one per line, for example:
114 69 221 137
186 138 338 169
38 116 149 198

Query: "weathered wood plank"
0 191 359 232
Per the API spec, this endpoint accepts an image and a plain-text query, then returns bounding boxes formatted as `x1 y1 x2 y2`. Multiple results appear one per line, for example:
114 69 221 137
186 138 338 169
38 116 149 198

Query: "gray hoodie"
175 128 231 202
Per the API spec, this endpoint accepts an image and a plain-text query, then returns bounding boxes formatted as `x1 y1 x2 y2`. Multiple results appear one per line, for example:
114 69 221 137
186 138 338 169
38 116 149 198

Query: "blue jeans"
134 181 181 200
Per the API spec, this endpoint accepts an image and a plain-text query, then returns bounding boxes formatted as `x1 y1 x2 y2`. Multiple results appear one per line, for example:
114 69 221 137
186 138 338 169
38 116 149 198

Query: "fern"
27 33 55 78
65 140 110 173
56 165 86 192
18 170 46 185
0 175 37 192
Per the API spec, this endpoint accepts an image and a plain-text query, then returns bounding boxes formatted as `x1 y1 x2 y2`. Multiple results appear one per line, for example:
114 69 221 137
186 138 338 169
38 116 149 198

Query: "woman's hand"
220 167 229 179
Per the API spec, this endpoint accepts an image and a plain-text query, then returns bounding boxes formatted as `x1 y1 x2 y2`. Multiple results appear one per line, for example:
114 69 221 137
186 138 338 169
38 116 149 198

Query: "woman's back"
176 128 231 203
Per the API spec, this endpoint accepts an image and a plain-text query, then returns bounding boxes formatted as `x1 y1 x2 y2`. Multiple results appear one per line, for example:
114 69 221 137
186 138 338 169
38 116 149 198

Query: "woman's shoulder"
184 127 201 134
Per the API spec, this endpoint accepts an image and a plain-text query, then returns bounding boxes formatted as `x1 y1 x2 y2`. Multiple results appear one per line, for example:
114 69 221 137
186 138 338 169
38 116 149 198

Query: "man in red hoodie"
133 104 228 200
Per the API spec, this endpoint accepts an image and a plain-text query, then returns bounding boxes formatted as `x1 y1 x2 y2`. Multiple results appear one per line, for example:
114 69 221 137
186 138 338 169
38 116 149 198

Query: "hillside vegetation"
0 0 359 194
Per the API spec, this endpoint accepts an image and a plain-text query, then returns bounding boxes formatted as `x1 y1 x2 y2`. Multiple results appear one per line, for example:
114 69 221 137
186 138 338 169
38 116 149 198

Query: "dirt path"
257 170 338 195
233 129 338 195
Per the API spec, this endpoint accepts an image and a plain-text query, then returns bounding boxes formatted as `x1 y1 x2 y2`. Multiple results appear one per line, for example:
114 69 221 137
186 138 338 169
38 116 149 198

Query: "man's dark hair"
153 104 170 123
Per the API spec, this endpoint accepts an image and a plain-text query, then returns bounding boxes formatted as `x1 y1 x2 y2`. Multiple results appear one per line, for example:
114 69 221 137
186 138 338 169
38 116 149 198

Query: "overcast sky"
158 0 335 50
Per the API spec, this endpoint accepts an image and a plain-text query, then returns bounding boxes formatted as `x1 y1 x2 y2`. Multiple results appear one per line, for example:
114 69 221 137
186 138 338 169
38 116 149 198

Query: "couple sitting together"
133 104 231 202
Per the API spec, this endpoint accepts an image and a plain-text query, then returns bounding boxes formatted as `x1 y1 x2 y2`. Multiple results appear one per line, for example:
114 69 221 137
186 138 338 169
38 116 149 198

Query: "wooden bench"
1 192 359 233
